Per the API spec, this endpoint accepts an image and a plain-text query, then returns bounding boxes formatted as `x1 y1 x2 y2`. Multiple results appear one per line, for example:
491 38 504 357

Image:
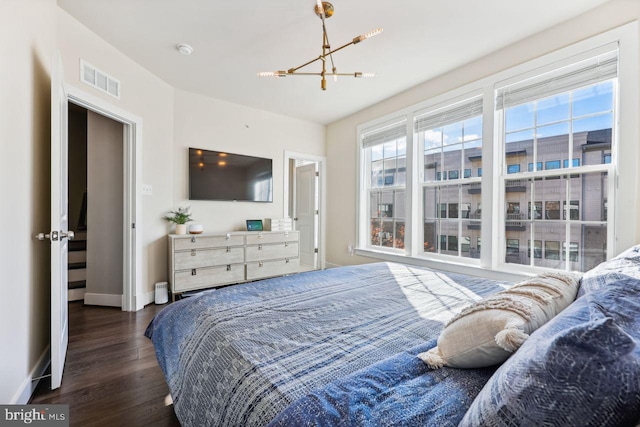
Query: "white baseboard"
324 262 342 269
142 290 155 306
84 293 122 307
12 346 50 404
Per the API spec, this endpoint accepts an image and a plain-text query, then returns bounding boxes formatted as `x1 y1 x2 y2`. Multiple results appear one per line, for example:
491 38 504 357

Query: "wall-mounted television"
189 148 273 202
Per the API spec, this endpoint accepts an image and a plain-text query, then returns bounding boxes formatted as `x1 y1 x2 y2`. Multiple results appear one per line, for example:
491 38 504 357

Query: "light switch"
142 184 153 196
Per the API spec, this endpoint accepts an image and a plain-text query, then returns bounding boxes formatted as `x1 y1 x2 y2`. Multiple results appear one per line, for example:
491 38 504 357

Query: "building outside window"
357 31 630 274
498 49 616 271
418 96 483 259
362 121 407 251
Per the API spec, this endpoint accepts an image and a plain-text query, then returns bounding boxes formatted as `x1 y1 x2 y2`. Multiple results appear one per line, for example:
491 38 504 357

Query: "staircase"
68 231 87 301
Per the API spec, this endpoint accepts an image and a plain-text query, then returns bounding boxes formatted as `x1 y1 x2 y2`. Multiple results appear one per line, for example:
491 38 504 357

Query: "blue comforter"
145 262 509 426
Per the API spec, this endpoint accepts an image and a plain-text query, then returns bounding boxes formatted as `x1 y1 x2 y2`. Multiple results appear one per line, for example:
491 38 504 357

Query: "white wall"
172 89 325 233
57 8 175 299
0 0 57 404
325 0 640 268
86 111 123 299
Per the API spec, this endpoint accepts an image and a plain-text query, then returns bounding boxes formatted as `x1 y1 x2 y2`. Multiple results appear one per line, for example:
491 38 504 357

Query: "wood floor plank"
30 302 180 426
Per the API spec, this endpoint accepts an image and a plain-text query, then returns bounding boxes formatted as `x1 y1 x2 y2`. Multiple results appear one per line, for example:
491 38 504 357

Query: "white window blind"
415 97 483 133
496 50 618 109
362 121 406 149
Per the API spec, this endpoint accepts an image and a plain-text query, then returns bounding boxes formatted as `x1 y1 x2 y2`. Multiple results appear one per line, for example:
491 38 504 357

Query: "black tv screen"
189 148 273 202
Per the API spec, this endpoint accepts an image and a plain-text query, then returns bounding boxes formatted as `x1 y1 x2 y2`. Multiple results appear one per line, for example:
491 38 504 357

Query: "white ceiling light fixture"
258 0 383 91
176 43 194 55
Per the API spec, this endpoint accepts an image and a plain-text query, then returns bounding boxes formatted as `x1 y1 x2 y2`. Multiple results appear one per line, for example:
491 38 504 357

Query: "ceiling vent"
80 60 120 99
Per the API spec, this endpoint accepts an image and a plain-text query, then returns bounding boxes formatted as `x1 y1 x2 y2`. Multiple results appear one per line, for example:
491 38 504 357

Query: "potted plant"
163 206 194 235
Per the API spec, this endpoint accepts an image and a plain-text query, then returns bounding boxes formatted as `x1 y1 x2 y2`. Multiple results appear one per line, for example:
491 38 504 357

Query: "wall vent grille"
80 60 121 99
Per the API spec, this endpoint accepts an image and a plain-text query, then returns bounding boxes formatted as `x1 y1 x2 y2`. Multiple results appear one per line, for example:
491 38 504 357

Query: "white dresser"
168 231 300 299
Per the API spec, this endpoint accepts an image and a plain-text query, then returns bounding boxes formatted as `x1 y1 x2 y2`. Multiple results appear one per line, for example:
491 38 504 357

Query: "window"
528 162 543 172
498 49 616 270
528 201 542 219
506 239 520 256
562 242 579 262
545 160 561 170
545 241 560 260
528 240 542 258
362 121 407 251
563 200 579 220
358 30 631 275
507 164 520 174
418 96 483 259
563 158 580 168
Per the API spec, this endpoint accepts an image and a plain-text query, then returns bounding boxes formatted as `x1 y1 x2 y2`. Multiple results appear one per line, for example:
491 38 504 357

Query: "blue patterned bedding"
145 262 509 426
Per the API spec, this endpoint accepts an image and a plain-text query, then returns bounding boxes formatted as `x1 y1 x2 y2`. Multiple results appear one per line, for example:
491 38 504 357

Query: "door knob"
35 232 51 241
61 230 75 240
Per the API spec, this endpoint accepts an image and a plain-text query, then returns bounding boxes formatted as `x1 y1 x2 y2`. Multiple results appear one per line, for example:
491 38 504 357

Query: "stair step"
68 280 86 290
69 240 87 252
68 262 87 270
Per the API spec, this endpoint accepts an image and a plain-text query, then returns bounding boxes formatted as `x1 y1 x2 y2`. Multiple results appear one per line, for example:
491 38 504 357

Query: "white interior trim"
11 346 50 404
66 84 144 312
283 151 327 270
84 293 123 308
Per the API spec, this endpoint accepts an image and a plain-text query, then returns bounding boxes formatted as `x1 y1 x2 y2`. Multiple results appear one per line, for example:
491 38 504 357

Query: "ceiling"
58 0 610 125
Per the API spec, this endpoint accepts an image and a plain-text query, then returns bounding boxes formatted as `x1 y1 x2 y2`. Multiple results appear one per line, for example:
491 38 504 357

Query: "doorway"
284 151 326 271
67 103 124 306
66 84 143 312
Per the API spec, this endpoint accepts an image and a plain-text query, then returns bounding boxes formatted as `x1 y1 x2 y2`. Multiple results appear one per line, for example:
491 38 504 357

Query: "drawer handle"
191 236 196 243
285 242 288 248
226 233 231 240
285 258 290 263
191 249 196 256
258 244 263 250
226 246 231 253
285 231 289 237
226 265 231 271
259 261 263 267
191 269 197 276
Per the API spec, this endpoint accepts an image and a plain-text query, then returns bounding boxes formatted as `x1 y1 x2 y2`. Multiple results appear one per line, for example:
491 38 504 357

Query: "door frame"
66 84 143 312
283 151 326 270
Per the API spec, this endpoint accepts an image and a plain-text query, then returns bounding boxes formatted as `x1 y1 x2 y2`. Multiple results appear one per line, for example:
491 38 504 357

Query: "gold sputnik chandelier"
257 0 383 91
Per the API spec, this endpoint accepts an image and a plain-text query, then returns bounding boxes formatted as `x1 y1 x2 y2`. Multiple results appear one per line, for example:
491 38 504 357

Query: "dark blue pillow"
460 281 640 427
577 245 640 298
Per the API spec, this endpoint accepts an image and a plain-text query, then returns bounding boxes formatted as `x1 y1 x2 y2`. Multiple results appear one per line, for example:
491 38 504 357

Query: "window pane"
573 113 613 134
370 218 381 246
371 159 383 188
536 122 570 139
545 201 560 219
464 116 482 142
506 103 535 132
423 220 436 253
506 129 534 144
443 122 463 146
383 141 397 158
507 164 520 174
423 127 443 150
423 187 437 219
572 81 614 118
537 93 570 125
545 241 561 260
381 220 394 247
383 157 396 186
545 160 561 170
581 224 607 271
371 145 383 161
581 171 609 222
424 148 441 182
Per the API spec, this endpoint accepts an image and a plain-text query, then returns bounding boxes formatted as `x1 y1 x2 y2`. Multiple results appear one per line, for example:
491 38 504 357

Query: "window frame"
356 22 638 279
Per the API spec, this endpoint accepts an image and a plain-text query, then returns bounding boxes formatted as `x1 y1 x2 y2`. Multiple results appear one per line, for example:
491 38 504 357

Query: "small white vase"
175 224 187 235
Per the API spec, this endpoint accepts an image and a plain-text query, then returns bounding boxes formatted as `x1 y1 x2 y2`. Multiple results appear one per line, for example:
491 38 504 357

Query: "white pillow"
418 272 582 369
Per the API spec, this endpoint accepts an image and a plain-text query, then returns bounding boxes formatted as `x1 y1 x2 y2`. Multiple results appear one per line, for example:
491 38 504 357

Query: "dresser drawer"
173 264 245 292
246 242 299 262
174 246 244 270
246 231 298 245
174 234 244 250
246 258 299 281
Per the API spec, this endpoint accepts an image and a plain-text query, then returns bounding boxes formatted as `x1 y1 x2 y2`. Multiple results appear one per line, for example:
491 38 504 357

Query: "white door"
49 53 71 389
295 163 318 269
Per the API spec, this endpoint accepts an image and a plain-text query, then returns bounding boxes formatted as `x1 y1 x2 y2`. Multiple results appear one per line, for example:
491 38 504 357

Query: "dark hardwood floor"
31 301 181 426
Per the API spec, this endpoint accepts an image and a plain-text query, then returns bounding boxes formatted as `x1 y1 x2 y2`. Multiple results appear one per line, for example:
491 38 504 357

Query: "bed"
146 254 640 426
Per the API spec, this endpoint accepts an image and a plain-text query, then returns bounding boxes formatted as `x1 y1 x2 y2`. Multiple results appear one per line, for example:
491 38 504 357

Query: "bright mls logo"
0 405 68 426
